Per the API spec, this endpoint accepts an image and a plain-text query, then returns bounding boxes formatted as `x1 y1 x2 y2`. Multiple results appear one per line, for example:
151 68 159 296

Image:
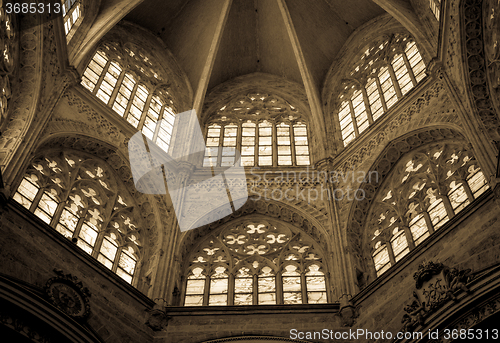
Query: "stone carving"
346 128 466 267
44 269 91 320
179 197 330 265
401 262 474 331
485 0 500 89
0 2 18 129
434 297 500 342
463 0 500 140
145 298 170 331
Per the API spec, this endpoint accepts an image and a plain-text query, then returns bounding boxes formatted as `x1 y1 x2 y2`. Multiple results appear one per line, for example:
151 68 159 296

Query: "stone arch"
20 133 169 293
344 127 471 284
77 21 193 111
178 197 331 262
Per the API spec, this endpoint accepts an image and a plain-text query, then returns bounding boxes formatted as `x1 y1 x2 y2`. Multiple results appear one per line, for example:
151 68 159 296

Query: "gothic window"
12 151 142 285
203 93 311 168
61 0 82 40
81 43 177 153
183 219 328 306
430 0 441 20
368 143 489 277
337 35 426 146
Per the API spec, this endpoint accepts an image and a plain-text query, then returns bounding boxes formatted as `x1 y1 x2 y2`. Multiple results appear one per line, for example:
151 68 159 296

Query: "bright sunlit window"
338 35 426 146
13 151 142 284
203 94 310 168
81 43 177 153
369 143 489 277
184 220 327 306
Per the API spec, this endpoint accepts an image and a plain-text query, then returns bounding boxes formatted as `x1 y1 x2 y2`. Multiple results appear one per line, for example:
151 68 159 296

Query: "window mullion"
422 211 435 235
94 60 111 95
300 272 307 304
217 125 224 167
403 53 418 87
72 211 87 242
108 72 126 107
28 188 45 213
361 87 374 125
138 92 154 131
348 100 359 137
272 123 278 167
228 273 235 306
385 239 397 265
49 202 65 227
253 274 258 305
388 64 403 99
92 232 105 258
254 122 259 167
461 178 475 202
289 124 297 166
236 124 242 165
276 272 283 305
112 247 122 273
440 195 455 218
375 77 388 112
152 105 165 143
203 276 210 306
124 84 139 121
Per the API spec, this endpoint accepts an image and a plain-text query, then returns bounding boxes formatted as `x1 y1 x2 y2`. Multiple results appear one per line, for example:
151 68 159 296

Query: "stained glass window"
430 0 441 20
13 151 142 285
369 143 489 277
183 220 328 306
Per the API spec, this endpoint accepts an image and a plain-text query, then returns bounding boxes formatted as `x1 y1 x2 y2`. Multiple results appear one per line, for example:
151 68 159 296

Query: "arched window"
337 35 426 146
368 143 489 277
81 43 177 153
183 219 328 306
12 151 142 284
204 93 310 167
62 0 82 40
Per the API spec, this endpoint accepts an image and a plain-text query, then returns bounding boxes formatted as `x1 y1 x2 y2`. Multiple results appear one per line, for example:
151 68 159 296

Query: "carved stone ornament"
145 309 170 332
401 262 474 331
44 269 91 320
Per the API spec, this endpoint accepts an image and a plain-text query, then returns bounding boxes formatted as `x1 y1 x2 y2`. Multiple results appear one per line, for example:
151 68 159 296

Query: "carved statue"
444 267 472 300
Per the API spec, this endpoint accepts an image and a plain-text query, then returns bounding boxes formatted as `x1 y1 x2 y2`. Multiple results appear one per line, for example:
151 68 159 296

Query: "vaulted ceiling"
124 0 385 93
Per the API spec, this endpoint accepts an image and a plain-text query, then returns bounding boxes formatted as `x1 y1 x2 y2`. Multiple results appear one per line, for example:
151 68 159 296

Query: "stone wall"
0 203 155 343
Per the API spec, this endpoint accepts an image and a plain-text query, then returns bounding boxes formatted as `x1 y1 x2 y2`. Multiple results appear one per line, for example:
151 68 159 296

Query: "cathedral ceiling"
124 0 385 93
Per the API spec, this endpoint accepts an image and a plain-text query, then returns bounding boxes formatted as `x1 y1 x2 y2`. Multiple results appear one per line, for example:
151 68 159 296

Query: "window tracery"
12 151 142 284
368 143 489 277
203 93 310 167
337 35 426 146
62 0 82 40
184 219 327 306
81 42 176 152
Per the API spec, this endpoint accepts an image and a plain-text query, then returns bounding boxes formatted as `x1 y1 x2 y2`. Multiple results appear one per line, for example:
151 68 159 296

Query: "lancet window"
81 43 176 153
13 151 142 284
337 35 426 146
203 94 310 168
367 143 489 277
62 0 81 38
184 219 327 306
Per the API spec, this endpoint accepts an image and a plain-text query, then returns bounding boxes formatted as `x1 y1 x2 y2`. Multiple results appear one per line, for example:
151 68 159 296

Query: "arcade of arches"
1 0 500 342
